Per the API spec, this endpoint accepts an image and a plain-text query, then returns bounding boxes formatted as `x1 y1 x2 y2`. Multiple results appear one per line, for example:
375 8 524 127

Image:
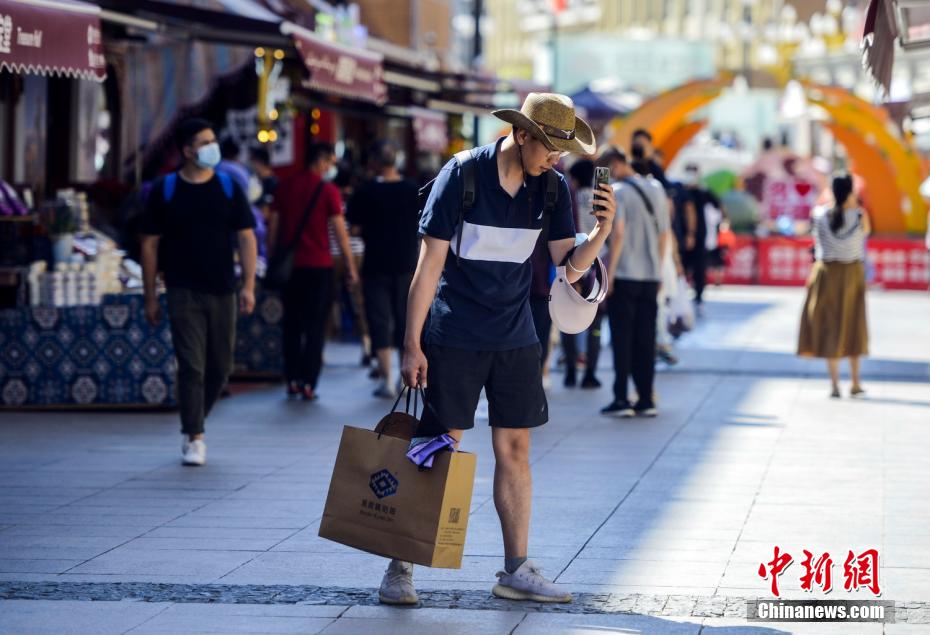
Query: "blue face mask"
194 142 221 169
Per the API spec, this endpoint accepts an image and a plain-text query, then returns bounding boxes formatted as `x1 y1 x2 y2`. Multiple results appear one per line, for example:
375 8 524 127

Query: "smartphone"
593 167 610 213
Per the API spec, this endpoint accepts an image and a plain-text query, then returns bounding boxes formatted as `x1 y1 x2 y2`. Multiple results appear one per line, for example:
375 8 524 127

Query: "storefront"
0 0 538 408
0 0 107 195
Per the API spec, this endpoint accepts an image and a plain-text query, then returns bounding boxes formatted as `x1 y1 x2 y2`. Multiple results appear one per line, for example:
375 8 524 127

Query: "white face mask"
683 171 699 186
324 165 338 181
194 142 221 169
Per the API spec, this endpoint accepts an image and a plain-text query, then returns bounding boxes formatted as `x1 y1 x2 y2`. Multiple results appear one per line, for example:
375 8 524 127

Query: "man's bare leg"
491 427 531 563
489 426 571 603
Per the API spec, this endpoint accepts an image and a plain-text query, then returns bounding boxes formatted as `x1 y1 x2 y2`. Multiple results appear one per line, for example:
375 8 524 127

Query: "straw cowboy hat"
492 93 596 156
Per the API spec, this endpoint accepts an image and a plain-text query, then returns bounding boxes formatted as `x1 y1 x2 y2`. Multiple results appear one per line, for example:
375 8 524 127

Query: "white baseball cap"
548 256 608 334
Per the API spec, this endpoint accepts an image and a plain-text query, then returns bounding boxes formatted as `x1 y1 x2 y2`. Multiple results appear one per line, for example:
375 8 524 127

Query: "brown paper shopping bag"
318 391 476 569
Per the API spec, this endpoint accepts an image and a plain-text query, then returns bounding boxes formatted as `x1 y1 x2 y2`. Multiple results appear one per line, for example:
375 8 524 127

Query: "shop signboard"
283 22 386 105
0 0 106 81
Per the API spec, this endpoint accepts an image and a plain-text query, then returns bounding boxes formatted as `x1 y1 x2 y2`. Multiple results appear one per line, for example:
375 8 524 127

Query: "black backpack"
418 149 560 265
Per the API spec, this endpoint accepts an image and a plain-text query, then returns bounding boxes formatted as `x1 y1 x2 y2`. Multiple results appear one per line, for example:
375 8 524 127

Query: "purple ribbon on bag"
405 434 457 469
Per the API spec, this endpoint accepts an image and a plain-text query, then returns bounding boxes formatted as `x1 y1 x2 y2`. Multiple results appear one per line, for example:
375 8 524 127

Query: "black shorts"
419 342 548 431
363 273 413 351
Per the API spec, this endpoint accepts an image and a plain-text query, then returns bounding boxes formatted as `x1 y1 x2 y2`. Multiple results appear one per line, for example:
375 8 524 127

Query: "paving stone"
0 287 927 631
0 599 170 635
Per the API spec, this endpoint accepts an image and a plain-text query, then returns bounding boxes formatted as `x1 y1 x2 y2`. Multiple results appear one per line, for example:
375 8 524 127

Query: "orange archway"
609 77 928 235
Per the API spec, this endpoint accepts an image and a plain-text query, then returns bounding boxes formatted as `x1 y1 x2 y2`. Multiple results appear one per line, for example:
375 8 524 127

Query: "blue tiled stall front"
0 295 176 407
233 288 284 377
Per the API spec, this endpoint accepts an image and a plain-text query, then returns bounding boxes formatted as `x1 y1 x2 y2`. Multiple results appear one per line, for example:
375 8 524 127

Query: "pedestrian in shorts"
378 93 616 605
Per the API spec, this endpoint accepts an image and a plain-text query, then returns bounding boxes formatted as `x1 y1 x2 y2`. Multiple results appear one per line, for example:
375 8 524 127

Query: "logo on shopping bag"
369 469 398 499
448 508 461 524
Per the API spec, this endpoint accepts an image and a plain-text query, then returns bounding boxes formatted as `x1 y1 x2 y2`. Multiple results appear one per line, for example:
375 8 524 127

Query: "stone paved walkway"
1 286 929 634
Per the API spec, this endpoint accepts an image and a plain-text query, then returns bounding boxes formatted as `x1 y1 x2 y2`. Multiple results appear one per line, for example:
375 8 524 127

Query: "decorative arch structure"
609 77 928 234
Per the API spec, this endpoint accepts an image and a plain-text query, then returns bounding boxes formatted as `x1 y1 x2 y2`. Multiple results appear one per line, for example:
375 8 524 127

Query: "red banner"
727 235 930 290
722 234 758 285
867 238 930 290
0 0 105 81
283 22 386 105
757 236 815 286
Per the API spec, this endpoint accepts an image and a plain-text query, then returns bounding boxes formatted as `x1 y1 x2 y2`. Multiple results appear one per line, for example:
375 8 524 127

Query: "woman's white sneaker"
379 560 418 605
182 439 206 466
492 560 572 603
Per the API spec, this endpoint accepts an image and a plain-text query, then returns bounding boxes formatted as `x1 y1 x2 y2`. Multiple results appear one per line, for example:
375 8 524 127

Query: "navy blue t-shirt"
419 138 574 351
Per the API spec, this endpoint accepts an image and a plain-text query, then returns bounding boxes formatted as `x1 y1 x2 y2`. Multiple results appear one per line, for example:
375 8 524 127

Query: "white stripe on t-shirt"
450 221 541 264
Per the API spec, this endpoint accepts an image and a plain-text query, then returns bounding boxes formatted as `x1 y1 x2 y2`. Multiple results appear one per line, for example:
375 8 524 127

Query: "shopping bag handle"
389 384 428 419
376 386 429 441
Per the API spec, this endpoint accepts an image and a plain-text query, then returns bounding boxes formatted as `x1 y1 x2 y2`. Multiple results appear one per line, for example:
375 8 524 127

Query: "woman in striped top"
797 174 871 398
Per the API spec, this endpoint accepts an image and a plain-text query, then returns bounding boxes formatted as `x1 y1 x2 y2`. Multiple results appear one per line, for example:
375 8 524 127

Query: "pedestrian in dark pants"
680 163 720 315
561 310 604 388
599 146 671 419
274 143 359 401
140 118 258 466
347 140 419 399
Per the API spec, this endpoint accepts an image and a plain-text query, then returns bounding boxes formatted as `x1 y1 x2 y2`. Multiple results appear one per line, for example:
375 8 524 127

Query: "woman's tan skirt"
797 261 868 359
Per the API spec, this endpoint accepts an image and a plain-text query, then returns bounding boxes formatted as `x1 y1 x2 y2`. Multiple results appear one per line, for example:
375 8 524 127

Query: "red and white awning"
281 21 386 105
0 0 106 81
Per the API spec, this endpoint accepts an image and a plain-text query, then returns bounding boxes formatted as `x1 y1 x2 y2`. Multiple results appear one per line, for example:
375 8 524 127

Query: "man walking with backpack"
599 147 671 419
378 93 616 605
140 118 257 466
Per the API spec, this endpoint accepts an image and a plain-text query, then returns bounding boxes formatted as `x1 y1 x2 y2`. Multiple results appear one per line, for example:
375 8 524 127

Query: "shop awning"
97 0 288 48
281 21 386 105
0 0 106 81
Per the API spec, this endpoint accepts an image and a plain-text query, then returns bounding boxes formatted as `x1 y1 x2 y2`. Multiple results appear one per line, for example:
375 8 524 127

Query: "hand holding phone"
593 167 610 213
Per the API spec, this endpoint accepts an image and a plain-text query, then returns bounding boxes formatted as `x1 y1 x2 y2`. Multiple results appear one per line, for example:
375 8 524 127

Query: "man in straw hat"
378 93 616 605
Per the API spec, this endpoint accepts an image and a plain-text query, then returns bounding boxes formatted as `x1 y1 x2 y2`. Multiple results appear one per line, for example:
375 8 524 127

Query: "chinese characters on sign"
764 178 818 221
284 23 387 105
724 236 930 291
758 547 880 597
757 238 814 286
360 498 396 516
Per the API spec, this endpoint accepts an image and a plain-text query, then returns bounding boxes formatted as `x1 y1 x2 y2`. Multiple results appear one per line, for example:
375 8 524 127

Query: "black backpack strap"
453 149 476 265
543 170 558 213
539 170 559 246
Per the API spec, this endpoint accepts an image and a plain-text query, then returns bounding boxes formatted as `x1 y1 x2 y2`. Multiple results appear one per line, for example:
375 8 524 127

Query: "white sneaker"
379 560 418 605
182 439 206 466
492 560 572 603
